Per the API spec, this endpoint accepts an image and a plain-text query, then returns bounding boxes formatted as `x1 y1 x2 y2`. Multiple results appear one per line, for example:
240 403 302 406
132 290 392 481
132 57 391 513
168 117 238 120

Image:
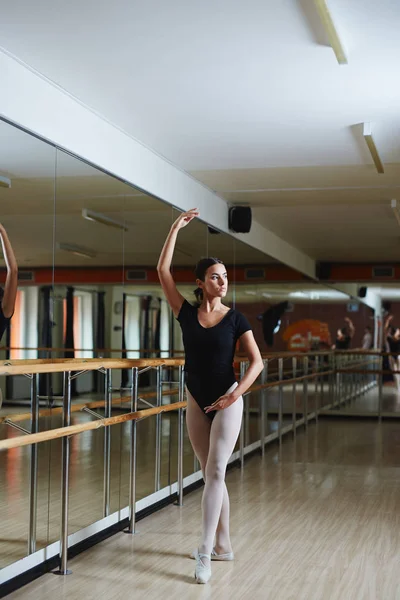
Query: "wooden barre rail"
0 387 180 425
0 401 187 451
0 367 343 451
0 359 376 427
0 358 185 376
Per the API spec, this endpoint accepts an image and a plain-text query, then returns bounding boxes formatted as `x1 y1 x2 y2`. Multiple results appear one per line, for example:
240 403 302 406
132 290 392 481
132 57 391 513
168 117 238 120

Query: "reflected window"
73 291 94 359
10 288 39 359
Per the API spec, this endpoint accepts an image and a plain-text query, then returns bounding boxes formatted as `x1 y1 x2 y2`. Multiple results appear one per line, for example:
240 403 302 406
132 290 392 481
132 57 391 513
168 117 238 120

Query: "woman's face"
394 328 400 340
198 263 228 299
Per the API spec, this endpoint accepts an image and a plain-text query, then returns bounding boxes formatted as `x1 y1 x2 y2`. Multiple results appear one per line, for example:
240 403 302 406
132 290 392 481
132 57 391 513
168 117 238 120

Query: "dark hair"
340 327 348 336
193 257 224 304
365 326 371 331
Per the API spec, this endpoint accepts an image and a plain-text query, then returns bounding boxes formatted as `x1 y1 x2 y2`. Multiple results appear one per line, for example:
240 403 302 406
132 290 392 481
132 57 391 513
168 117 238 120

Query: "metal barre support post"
278 358 283 447
260 359 267 457
103 369 112 518
55 371 72 575
155 365 162 492
176 365 185 506
128 367 139 533
239 361 246 469
28 373 39 555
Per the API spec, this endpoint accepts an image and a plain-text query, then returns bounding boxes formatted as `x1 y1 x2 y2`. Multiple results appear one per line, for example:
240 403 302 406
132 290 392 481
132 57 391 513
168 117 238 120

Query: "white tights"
185 384 243 558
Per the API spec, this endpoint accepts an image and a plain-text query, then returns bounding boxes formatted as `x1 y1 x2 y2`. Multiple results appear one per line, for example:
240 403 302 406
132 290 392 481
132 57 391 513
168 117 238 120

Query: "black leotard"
177 300 252 420
335 335 351 350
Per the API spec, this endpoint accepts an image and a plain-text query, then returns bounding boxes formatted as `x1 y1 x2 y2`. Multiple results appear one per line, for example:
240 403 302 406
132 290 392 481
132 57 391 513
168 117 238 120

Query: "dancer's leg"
199 395 243 558
185 390 235 554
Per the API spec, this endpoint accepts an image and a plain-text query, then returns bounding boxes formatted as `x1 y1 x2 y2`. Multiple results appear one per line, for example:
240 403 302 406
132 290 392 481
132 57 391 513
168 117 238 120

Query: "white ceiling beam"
0 49 316 277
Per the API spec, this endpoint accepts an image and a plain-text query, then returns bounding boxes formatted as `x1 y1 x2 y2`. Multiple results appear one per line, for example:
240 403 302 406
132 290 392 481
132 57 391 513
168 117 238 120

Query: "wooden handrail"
0 358 185 376
0 387 180 425
0 401 187 451
0 367 339 451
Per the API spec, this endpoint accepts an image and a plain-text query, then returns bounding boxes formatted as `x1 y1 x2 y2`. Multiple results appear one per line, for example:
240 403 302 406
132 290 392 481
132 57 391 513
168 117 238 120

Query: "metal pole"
28 373 39 555
177 365 185 506
260 360 266 457
128 367 139 534
315 355 319 423
292 357 297 439
239 361 246 469
155 365 162 492
278 358 283 447
56 371 72 575
303 357 309 430
103 368 111 517
378 355 383 421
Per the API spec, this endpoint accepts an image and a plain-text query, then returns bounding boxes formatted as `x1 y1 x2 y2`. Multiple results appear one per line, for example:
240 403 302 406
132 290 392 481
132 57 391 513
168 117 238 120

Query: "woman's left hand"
205 392 238 413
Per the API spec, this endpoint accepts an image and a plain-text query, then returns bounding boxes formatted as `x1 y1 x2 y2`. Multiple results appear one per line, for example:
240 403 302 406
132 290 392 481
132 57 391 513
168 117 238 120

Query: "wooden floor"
8 418 400 600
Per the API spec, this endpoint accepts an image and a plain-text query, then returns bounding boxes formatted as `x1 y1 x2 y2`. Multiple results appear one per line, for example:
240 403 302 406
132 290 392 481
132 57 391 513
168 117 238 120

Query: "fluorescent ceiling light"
391 199 400 227
82 208 128 231
57 242 96 259
0 175 11 189
314 0 348 64
363 123 384 174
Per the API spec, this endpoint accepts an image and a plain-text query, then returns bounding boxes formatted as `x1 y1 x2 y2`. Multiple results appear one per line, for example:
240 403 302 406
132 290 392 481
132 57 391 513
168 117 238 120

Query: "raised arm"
384 315 394 337
157 208 199 317
345 317 355 339
0 224 18 318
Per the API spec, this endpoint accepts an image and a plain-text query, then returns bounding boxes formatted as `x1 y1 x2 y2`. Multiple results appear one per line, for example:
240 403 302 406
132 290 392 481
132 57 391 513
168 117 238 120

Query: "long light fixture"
314 0 348 65
57 242 96 259
0 175 11 189
82 208 128 231
363 123 384 174
391 199 400 227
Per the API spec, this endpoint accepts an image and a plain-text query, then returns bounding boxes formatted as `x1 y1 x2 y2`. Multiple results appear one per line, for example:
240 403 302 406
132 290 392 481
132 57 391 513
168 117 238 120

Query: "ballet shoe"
191 547 234 561
194 549 211 584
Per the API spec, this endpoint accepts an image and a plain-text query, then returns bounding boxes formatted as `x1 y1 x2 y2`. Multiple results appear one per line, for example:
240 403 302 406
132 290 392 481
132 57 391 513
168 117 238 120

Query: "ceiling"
1 0 400 263
0 120 275 268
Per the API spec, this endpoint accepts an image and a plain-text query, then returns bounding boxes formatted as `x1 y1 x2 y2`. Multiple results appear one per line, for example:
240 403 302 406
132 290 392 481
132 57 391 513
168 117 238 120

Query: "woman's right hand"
172 208 199 231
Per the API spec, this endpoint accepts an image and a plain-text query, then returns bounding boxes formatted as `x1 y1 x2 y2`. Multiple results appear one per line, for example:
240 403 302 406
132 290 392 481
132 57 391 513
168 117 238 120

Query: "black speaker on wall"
316 262 332 280
358 286 367 298
229 206 252 233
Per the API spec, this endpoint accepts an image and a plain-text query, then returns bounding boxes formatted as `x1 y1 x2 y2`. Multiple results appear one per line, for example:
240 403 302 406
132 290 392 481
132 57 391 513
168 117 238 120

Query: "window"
73 291 94 359
10 288 39 359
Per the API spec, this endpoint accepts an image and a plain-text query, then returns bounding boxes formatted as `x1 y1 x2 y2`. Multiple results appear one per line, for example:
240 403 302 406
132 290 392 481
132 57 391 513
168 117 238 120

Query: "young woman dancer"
0 223 18 408
157 208 263 584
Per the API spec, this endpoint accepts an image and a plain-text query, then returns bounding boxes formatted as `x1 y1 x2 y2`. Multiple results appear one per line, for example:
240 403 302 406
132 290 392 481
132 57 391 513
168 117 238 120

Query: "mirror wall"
0 117 379 571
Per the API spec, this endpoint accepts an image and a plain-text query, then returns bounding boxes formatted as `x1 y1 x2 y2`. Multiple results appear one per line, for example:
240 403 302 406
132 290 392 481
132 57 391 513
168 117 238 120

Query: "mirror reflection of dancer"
0 224 18 408
332 318 355 350
157 209 263 585
384 315 400 390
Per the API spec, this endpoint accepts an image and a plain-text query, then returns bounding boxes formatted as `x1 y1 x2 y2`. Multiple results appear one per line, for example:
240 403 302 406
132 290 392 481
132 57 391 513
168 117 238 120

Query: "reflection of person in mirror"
332 318 355 350
157 208 263 585
384 315 400 390
0 224 18 409
362 326 373 350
